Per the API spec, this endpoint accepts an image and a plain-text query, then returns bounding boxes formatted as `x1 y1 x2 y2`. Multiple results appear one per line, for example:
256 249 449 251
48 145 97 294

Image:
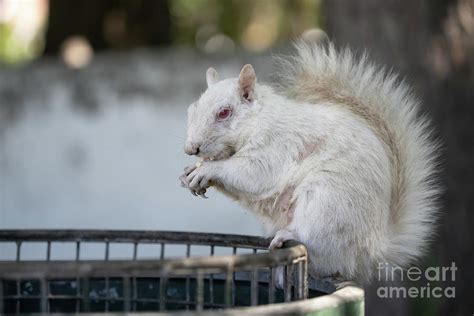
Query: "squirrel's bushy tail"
276 40 440 270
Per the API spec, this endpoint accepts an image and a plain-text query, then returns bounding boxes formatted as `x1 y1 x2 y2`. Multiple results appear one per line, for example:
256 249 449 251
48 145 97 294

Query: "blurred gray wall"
0 48 276 236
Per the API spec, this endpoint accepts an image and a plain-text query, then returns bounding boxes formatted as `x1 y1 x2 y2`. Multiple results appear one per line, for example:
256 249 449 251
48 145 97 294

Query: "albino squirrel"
179 40 439 283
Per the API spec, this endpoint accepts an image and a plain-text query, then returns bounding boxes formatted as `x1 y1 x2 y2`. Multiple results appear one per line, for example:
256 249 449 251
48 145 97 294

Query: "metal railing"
0 230 311 314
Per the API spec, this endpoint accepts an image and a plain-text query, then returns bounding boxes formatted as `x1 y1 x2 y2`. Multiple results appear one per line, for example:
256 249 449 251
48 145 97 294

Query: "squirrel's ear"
206 67 219 87
238 64 256 103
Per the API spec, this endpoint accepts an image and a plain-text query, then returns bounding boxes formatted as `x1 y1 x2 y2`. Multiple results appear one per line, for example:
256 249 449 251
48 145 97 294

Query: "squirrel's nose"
185 142 201 156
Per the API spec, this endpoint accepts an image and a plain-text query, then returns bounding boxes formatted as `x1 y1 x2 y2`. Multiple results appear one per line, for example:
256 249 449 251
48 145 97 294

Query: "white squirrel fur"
180 40 440 283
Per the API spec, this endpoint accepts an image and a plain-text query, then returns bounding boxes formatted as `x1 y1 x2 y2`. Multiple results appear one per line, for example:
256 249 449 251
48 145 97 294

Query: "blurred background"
0 0 473 315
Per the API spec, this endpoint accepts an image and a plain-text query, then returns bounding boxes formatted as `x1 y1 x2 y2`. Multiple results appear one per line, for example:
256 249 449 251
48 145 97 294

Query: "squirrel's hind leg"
269 229 296 250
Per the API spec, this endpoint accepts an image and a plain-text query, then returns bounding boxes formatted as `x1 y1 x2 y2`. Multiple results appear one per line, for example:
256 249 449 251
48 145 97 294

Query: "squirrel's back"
277 41 440 270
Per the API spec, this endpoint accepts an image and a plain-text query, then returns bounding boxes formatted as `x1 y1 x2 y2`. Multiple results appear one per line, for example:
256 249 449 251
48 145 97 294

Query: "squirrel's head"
185 64 258 160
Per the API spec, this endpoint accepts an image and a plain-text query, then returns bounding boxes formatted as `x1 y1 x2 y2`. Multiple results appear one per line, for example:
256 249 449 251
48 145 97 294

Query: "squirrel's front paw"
180 164 208 198
180 162 216 198
186 163 212 193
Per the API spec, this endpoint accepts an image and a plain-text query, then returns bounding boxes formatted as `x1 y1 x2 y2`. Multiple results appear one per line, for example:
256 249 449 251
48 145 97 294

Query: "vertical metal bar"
285 264 292 302
185 279 190 310
76 241 80 261
46 241 51 261
209 246 214 306
251 268 258 306
15 279 19 314
232 247 236 306
283 266 288 302
40 278 48 313
303 258 308 299
75 277 80 313
297 260 304 300
15 241 21 261
224 268 232 308
269 267 275 304
160 243 165 259
105 241 110 261
251 248 258 306
195 270 204 311
133 242 138 260
0 279 4 314
185 244 190 310
159 277 167 311
123 277 131 312
76 242 83 312
132 277 137 311
82 278 90 312
105 277 109 312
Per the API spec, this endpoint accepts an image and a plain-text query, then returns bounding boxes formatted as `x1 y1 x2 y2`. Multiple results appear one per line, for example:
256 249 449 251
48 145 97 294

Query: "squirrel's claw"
181 161 212 198
179 174 188 188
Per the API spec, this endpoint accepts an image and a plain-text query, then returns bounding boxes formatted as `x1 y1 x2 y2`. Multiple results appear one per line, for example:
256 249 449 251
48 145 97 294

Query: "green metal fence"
0 230 364 315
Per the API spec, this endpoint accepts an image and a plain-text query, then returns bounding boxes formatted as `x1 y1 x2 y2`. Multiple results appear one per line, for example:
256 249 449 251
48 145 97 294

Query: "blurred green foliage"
170 0 322 51
0 23 42 65
0 0 321 65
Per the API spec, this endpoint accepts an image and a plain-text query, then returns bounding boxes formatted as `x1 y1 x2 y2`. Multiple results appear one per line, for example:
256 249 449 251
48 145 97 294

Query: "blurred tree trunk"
324 0 474 315
44 0 171 54
44 1 112 53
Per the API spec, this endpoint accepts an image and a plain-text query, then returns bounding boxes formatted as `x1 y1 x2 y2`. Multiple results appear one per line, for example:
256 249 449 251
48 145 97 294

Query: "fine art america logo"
376 262 457 299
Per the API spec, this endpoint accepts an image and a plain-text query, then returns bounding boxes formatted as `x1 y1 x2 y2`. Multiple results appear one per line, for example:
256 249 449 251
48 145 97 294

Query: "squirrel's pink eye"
217 108 231 121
